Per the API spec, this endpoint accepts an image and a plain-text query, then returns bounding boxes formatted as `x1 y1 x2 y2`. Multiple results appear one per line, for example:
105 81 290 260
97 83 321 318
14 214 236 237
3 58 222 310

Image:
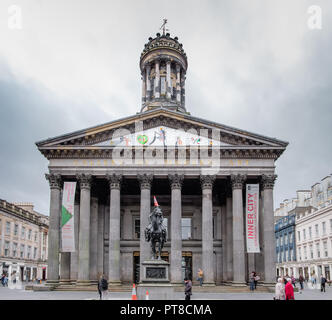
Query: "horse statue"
144 203 167 260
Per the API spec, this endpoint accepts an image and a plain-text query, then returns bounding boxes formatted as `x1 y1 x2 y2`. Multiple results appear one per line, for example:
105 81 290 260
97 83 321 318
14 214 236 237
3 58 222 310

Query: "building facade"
275 175 332 280
275 213 296 277
0 200 49 281
36 30 288 287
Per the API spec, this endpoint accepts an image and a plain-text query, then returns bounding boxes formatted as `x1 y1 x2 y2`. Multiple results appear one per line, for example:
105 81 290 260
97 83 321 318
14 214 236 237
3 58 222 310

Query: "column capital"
261 174 277 190
138 173 153 190
76 173 92 190
45 173 62 190
168 174 184 190
200 174 216 190
230 174 247 190
106 173 123 190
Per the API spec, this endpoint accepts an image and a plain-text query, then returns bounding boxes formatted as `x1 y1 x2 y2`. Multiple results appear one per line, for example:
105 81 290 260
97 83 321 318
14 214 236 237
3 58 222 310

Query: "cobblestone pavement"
0 285 331 300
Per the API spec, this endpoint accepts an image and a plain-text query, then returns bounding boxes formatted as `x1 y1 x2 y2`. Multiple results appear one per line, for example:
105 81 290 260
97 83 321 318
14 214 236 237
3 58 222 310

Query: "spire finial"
160 18 169 36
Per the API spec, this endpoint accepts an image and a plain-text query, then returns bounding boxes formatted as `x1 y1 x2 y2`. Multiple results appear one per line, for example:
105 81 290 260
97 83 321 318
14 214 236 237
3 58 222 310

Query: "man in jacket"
97 274 108 300
184 278 192 300
320 275 327 292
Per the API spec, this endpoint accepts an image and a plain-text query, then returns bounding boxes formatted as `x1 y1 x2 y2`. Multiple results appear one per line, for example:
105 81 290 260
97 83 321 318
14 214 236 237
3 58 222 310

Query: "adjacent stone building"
0 200 49 281
274 174 332 280
36 30 288 287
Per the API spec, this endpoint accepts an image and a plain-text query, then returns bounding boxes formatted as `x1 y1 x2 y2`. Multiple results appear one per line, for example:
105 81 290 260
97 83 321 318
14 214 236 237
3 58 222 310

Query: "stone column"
261 174 277 285
97 204 105 277
45 173 62 284
76 173 92 285
141 70 146 105
221 204 227 283
225 188 233 282
70 202 80 283
89 197 98 283
138 173 153 281
154 60 160 99
200 174 216 285
146 64 151 101
166 60 171 100
176 64 181 103
169 174 184 284
180 72 186 107
231 174 247 286
106 173 122 285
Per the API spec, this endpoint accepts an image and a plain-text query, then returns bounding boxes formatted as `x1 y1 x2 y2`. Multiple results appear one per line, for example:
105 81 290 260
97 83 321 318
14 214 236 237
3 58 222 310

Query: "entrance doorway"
182 252 192 281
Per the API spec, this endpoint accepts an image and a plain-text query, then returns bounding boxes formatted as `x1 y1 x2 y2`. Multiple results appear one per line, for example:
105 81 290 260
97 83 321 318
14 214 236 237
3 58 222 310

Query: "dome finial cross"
160 18 169 35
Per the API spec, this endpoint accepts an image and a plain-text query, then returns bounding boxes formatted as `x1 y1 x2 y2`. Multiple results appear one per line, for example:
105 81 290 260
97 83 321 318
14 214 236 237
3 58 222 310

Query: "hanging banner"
246 184 260 253
61 182 76 252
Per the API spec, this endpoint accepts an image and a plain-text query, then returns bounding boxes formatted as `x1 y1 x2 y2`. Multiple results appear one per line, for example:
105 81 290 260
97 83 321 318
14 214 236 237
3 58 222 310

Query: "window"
309 227 312 239
21 226 25 239
134 218 140 239
323 241 328 257
4 241 10 256
285 234 288 245
14 224 19 236
315 224 319 237
303 229 306 240
322 222 326 235
304 246 307 260
28 229 32 240
34 247 37 260
12 242 17 257
298 231 300 241
310 245 313 259
316 243 320 258
6 221 11 235
298 248 302 261
330 219 332 233
160 76 166 95
34 232 38 242
20 244 25 258
27 246 31 259
181 218 192 240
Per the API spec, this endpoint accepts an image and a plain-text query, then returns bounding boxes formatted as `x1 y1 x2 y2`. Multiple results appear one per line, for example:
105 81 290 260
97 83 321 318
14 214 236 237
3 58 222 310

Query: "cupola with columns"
140 20 188 113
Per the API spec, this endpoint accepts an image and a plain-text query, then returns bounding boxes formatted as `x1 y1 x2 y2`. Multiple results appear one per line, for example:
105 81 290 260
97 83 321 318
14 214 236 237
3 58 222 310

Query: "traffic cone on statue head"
131 283 137 300
146 290 149 300
153 196 159 207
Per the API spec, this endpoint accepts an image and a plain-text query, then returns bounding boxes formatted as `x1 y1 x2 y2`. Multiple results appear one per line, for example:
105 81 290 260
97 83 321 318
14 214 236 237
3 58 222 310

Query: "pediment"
36 108 288 153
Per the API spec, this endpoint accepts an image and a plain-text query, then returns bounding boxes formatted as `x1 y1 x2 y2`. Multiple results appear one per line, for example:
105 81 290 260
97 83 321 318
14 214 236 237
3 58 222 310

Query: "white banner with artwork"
61 182 76 252
246 184 260 253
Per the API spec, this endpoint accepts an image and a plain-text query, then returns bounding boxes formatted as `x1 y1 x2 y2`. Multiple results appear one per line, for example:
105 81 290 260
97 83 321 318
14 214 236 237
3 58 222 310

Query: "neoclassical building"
36 30 288 287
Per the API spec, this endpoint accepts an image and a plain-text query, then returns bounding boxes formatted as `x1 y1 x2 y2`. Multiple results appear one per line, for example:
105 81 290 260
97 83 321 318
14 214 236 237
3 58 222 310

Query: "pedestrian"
254 273 260 289
249 271 255 291
299 274 304 291
274 278 285 300
0 274 4 287
285 279 295 300
184 278 192 300
97 274 108 300
291 275 296 288
197 269 203 286
320 275 327 293
4 275 8 287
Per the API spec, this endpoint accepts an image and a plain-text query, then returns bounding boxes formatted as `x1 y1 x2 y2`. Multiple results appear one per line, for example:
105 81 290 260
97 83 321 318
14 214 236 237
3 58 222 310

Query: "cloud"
0 0 331 213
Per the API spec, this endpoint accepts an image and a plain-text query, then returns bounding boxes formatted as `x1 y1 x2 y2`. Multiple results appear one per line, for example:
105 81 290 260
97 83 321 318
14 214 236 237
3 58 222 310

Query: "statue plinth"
137 259 175 300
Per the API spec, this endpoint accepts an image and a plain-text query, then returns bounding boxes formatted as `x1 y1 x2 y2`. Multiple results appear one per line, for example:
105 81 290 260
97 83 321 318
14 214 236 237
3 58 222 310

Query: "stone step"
174 285 273 293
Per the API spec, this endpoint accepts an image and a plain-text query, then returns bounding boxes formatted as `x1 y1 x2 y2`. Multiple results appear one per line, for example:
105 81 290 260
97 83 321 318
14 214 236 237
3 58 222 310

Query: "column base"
46 280 59 286
202 282 216 287
231 281 247 287
108 281 122 286
59 279 71 285
76 280 93 286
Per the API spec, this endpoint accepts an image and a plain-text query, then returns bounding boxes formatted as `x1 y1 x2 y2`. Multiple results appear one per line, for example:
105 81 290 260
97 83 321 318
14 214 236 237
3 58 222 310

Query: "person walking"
291 275 296 288
320 275 327 293
197 269 203 287
184 278 192 300
285 279 295 300
299 275 304 291
275 278 285 300
254 273 260 289
249 271 255 291
97 274 108 300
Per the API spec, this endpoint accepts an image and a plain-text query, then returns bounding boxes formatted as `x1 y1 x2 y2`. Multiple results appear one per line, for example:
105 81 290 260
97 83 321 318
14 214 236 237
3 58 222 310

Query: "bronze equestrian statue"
145 197 167 260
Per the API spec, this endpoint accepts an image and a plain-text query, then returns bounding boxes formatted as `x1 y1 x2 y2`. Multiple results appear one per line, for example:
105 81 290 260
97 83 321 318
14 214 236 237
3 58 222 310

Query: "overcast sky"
0 0 331 215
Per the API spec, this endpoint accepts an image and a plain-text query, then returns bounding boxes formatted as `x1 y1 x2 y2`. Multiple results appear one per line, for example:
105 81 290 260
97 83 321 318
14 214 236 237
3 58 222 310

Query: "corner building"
36 31 288 287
